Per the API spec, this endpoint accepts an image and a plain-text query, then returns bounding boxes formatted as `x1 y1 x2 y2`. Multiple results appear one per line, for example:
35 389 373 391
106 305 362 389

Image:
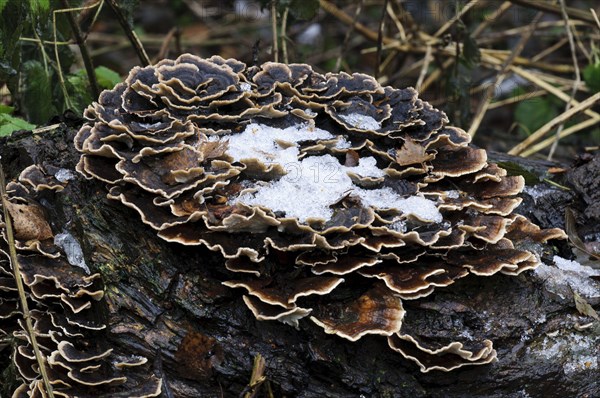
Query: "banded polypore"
1 167 162 397
74 54 566 372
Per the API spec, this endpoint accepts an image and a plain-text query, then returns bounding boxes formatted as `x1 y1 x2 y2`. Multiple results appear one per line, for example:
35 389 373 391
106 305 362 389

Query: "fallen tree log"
0 125 598 398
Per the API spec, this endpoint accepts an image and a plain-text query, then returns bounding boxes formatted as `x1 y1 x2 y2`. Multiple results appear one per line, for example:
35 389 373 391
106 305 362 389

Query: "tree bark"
1 126 598 398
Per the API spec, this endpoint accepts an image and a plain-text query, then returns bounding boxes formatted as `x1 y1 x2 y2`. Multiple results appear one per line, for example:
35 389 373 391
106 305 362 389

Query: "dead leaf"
174 331 223 379
345 150 359 167
547 166 567 174
566 208 600 260
573 290 600 321
5 201 53 241
394 137 434 166
200 139 229 160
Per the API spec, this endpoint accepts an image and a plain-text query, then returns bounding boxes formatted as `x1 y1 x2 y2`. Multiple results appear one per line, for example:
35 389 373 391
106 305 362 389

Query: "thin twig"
271 1 278 63
508 91 600 155
155 27 178 63
60 0 100 99
508 0 597 25
374 0 389 79
531 37 568 62
548 0 581 160
51 0 102 109
106 0 150 66
434 0 479 38
510 66 599 119
334 0 364 71
521 116 600 157
319 0 394 44
592 9 600 30
386 1 405 42
0 163 55 398
468 12 543 137
415 45 432 91
53 10 75 110
281 6 290 64
242 354 267 398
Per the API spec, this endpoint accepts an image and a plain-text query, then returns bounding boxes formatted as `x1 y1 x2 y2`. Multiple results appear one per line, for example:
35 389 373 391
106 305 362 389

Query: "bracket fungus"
74 54 567 373
1 168 162 397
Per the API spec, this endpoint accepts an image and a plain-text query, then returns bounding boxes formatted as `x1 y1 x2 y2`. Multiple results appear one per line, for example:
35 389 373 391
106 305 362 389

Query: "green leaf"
66 72 93 115
0 0 9 14
20 60 56 124
515 97 558 135
0 113 36 136
0 104 14 114
28 0 49 17
583 62 600 93
95 66 121 89
496 161 542 185
0 0 27 82
288 0 319 20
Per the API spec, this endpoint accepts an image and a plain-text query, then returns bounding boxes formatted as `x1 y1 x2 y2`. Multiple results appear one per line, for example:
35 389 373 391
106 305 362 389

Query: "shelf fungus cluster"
75 54 566 373
1 165 162 397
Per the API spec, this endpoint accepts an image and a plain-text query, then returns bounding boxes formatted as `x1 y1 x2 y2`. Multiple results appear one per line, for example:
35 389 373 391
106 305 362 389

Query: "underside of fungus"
73 54 567 373
1 166 162 397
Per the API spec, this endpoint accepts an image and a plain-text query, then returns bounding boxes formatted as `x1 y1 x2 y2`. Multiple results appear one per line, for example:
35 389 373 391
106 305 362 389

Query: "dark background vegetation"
1 0 600 158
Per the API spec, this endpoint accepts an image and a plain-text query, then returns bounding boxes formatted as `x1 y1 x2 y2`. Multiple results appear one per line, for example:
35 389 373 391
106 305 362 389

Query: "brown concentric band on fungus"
74 53 567 373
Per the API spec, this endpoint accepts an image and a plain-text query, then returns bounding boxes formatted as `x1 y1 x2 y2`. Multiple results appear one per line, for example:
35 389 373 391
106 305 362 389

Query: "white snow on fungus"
220 122 334 166
338 113 381 130
240 82 252 92
224 123 442 223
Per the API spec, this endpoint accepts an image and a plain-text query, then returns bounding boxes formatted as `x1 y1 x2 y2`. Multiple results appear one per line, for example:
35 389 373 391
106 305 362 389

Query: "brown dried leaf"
345 150 360 167
573 290 600 321
175 331 224 379
5 202 53 241
395 137 434 166
200 139 229 160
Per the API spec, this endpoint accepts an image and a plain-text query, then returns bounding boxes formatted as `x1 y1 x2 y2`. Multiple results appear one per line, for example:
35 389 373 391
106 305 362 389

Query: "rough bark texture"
1 126 598 398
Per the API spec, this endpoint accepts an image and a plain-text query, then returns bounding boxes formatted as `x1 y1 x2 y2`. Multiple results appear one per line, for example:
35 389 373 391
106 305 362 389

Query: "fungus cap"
74 53 567 373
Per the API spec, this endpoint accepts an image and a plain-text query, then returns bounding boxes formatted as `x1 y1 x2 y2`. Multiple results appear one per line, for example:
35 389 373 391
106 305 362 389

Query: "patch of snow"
240 82 252 92
523 185 549 204
348 156 385 178
55 168 76 182
223 122 442 223
533 332 599 375
54 232 89 274
220 122 335 165
458 329 474 341
515 389 532 398
339 113 381 130
235 153 441 223
358 189 442 222
446 190 460 199
553 255 600 277
534 260 600 300
390 220 407 233
137 121 164 129
304 108 317 117
334 137 351 149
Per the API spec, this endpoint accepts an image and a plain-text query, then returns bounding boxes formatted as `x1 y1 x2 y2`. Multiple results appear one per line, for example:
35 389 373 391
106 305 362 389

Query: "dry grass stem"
468 12 543 137
509 91 600 155
548 0 582 160
0 165 56 398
